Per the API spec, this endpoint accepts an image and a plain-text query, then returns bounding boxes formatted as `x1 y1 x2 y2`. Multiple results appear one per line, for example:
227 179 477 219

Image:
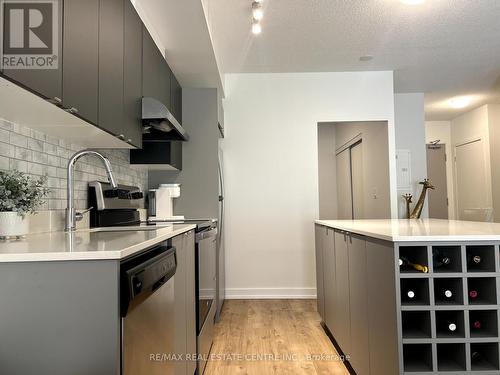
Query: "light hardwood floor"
204 300 350 375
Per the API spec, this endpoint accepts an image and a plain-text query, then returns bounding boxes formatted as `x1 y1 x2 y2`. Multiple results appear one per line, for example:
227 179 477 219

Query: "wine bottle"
443 289 453 298
447 322 457 332
472 321 482 329
433 249 452 268
406 290 415 299
399 257 428 273
471 351 482 362
469 290 478 299
468 254 482 265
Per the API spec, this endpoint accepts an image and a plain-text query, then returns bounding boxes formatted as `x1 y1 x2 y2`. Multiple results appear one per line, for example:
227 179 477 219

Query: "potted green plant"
0 171 50 238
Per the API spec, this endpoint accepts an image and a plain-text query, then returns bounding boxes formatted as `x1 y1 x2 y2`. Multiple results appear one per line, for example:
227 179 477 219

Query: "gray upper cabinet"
98 0 124 142
142 27 171 109
123 0 143 148
1 0 63 101
170 72 182 123
63 0 99 124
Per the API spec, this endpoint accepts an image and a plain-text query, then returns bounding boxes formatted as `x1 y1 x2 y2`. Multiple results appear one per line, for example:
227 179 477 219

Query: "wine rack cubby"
432 246 463 273
437 343 466 371
469 310 498 338
402 311 431 339
434 277 463 305
397 243 500 374
467 277 497 305
466 245 496 272
403 344 433 372
400 278 430 305
435 310 465 338
399 246 429 273
470 342 500 371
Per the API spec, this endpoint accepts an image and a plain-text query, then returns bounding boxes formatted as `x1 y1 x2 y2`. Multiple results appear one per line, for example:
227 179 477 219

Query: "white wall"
425 121 455 219
394 93 428 218
223 72 396 299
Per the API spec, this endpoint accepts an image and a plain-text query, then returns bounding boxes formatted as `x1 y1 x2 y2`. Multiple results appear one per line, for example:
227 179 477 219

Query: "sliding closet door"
350 141 364 219
336 149 353 219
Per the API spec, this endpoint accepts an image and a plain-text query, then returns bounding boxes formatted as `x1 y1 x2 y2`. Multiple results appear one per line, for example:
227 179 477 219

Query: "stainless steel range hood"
142 97 189 141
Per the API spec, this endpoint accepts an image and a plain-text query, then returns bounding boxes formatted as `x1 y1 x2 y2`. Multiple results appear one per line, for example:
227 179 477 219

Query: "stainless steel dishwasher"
121 243 177 375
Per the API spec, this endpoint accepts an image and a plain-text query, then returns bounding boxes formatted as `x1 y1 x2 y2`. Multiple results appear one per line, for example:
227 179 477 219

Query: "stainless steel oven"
196 225 217 374
121 243 177 375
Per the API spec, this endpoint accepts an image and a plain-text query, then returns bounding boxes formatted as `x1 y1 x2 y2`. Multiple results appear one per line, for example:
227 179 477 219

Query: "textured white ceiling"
203 0 500 120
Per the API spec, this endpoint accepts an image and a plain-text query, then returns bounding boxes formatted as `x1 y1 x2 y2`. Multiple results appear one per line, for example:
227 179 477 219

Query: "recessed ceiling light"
252 22 262 35
448 96 472 109
252 2 263 20
399 0 425 4
359 55 373 62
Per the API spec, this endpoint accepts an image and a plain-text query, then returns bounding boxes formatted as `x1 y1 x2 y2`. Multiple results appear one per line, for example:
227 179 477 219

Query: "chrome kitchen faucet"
65 150 118 231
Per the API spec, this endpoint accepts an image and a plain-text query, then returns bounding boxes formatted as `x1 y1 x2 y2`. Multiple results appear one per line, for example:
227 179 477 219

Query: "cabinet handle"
65 107 78 114
48 97 62 106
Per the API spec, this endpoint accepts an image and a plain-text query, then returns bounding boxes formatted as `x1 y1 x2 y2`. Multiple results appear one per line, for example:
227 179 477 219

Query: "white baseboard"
225 288 316 300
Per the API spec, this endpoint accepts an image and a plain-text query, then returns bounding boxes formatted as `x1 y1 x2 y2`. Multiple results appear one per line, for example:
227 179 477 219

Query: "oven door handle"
196 228 218 242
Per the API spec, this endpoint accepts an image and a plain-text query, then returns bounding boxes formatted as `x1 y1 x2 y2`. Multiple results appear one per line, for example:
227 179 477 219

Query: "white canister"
0 212 29 238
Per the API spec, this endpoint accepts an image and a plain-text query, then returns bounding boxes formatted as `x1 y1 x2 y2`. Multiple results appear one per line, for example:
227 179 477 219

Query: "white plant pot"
0 212 29 238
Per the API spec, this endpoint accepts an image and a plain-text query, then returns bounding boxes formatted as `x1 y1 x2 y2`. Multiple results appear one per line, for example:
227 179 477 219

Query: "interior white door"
350 141 364 219
336 149 353 219
454 139 490 221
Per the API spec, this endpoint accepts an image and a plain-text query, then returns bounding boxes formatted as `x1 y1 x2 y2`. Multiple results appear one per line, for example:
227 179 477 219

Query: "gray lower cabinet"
366 239 398 375
63 0 99 124
348 234 370 375
1 0 63 100
334 230 351 355
0 232 197 375
0 260 121 375
316 225 399 375
323 227 336 332
172 230 197 375
315 225 325 319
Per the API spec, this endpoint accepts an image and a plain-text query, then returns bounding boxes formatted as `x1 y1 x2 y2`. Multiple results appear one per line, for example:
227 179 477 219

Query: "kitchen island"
0 224 197 375
315 219 500 375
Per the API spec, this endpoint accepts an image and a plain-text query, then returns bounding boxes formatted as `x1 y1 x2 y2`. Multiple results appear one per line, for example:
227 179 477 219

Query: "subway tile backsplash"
0 119 148 210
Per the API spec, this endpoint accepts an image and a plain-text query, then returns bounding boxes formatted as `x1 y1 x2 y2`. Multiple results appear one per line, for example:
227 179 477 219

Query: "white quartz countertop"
0 224 196 262
315 219 500 242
